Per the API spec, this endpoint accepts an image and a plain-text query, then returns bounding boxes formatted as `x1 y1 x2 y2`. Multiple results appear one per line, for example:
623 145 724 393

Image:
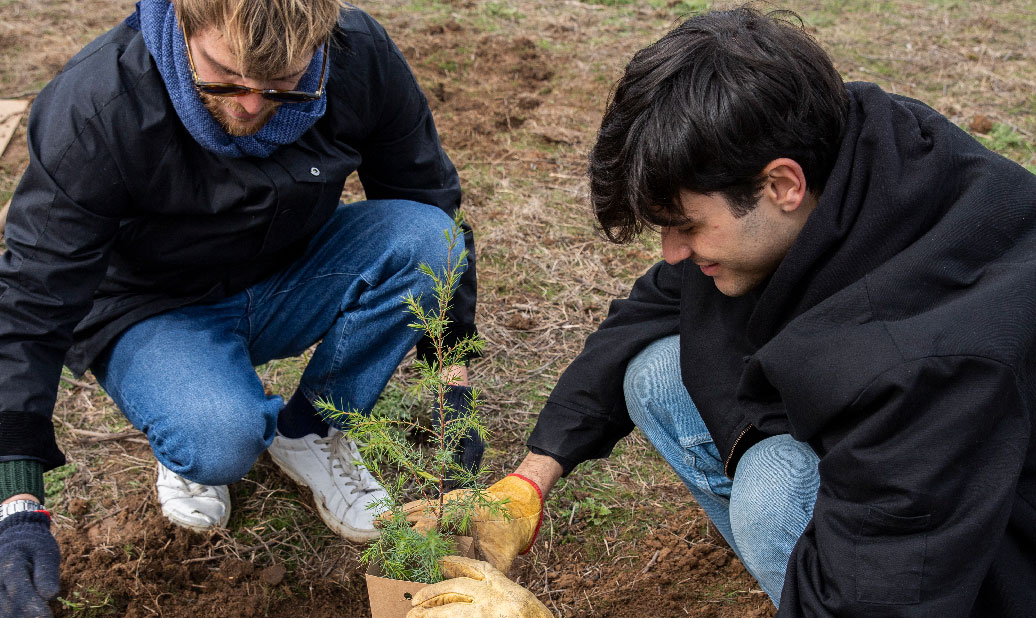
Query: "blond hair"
173 0 345 78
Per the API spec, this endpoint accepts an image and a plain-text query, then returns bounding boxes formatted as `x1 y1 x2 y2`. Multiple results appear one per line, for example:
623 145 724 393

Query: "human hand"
406 556 552 618
396 474 543 574
0 511 61 618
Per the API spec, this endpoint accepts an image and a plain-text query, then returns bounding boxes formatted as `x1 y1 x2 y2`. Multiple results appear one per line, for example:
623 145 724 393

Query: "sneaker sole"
162 507 230 533
267 449 382 543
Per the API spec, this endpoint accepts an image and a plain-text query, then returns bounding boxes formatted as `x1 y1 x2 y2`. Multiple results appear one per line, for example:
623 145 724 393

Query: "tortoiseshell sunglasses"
181 22 327 103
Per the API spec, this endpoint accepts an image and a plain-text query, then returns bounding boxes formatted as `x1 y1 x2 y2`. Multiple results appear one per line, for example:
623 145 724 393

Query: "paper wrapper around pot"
365 536 475 618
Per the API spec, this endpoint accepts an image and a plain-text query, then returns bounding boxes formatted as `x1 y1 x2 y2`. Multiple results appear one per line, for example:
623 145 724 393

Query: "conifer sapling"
317 212 506 584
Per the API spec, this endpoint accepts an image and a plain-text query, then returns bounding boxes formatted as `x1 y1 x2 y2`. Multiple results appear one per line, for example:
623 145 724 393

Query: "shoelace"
161 465 219 499
316 431 381 495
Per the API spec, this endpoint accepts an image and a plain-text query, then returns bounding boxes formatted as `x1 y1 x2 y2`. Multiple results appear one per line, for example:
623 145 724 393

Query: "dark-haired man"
0 0 481 615
408 7 1036 618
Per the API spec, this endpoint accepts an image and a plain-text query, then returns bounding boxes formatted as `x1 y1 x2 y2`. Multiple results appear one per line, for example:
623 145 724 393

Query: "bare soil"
55 486 768 618
2 1 1033 617
57 493 369 618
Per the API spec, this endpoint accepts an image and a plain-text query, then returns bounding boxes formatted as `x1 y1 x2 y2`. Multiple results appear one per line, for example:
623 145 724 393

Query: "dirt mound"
409 27 556 149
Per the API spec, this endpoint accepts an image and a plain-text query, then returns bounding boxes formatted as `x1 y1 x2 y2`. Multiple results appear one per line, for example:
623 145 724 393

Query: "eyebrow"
199 46 306 82
643 206 694 228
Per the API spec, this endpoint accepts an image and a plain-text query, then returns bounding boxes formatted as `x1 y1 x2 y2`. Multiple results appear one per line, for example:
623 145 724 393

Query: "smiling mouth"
697 262 719 276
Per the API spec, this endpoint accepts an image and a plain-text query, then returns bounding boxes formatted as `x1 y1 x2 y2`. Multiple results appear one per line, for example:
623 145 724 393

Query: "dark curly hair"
588 7 848 243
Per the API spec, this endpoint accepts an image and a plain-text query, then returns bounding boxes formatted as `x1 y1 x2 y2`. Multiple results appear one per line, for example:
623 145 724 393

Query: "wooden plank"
0 100 28 238
0 198 10 238
0 99 28 157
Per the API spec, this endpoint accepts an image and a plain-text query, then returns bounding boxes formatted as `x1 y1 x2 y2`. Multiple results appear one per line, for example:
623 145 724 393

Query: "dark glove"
443 385 486 480
0 511 61 618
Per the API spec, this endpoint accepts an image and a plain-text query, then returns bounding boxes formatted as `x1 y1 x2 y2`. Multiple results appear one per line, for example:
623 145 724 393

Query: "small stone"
260 563 287 586
969 114 994 134
68 498 89 517
219 558 254 585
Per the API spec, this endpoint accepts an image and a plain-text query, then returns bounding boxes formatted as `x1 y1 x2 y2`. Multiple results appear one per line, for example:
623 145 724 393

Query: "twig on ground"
181 543 267 564
60 376 99 391
71 428 148 444
640 549 661 574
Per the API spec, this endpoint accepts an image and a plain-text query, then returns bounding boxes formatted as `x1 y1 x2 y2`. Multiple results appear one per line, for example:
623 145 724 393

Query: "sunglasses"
181 22 327 103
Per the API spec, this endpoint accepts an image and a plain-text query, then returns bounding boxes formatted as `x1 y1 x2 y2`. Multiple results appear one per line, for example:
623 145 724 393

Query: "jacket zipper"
724 424 754 479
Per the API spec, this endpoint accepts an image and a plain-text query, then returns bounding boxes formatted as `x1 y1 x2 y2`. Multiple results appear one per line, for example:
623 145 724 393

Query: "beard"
200 93 280 136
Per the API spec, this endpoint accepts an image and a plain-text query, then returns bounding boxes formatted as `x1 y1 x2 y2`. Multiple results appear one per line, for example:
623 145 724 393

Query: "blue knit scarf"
129 0 328 158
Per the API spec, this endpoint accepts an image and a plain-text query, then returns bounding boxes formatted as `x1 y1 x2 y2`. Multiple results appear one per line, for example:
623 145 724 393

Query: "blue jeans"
624 336 820 607
92 200 460 487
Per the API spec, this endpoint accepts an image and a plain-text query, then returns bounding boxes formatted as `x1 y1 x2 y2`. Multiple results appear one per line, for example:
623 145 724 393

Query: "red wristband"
507 473 544 554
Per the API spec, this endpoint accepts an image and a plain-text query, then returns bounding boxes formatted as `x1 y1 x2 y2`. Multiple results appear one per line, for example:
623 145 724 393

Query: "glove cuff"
443 384 473 415
507 473 544 555
0 510 52 534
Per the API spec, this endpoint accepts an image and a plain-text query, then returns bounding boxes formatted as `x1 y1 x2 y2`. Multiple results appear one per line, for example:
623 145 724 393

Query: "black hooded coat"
528 82 1036 616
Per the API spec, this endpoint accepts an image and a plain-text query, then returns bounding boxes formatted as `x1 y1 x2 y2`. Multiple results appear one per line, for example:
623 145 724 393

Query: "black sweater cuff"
527 446 577 477
0 412 66 471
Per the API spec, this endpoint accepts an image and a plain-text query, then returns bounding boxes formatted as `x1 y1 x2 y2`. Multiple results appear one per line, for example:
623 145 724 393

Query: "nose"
660 227 692 265
237 92 267 115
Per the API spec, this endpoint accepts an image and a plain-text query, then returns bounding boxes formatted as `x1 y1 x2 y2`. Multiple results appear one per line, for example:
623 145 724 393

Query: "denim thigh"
91 294 279 486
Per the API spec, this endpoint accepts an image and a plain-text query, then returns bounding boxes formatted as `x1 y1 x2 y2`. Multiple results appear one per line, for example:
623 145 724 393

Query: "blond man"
0 1 481 615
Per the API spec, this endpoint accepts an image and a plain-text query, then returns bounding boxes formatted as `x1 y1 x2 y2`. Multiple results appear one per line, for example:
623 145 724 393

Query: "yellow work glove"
406 556 553 618
399 474 544 574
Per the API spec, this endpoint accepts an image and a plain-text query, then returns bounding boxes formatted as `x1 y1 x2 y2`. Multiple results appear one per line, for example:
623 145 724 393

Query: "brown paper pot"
365 536 474 618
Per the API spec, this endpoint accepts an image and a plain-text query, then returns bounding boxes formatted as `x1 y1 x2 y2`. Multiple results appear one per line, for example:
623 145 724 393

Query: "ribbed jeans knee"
730 434 820 606
168 402 274 486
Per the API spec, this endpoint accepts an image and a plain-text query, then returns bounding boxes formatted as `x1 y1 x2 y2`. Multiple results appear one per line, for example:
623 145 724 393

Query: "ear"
759 158 809 213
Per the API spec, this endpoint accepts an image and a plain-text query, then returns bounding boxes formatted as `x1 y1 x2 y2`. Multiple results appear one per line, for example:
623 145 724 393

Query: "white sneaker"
155 461 231 532
267 429 389 541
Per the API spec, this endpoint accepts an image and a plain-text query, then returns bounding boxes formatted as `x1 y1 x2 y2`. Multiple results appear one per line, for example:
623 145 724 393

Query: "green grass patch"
652 0 710 12
256 356 308 399
485 2 524 21
466 2 525 31
546 435 677 561
402 0 453 14
971 122 1036 168
581 0 709 14
57 588 119 617
44 462 78 504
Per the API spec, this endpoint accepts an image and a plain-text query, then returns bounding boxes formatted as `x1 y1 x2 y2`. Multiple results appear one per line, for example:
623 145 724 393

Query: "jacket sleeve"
526 260 684 472
0 89 124 470
779 355 1029 617
352 25 475 363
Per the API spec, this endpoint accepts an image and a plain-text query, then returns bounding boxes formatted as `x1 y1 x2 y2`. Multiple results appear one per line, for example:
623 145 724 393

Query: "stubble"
200 93 280 137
